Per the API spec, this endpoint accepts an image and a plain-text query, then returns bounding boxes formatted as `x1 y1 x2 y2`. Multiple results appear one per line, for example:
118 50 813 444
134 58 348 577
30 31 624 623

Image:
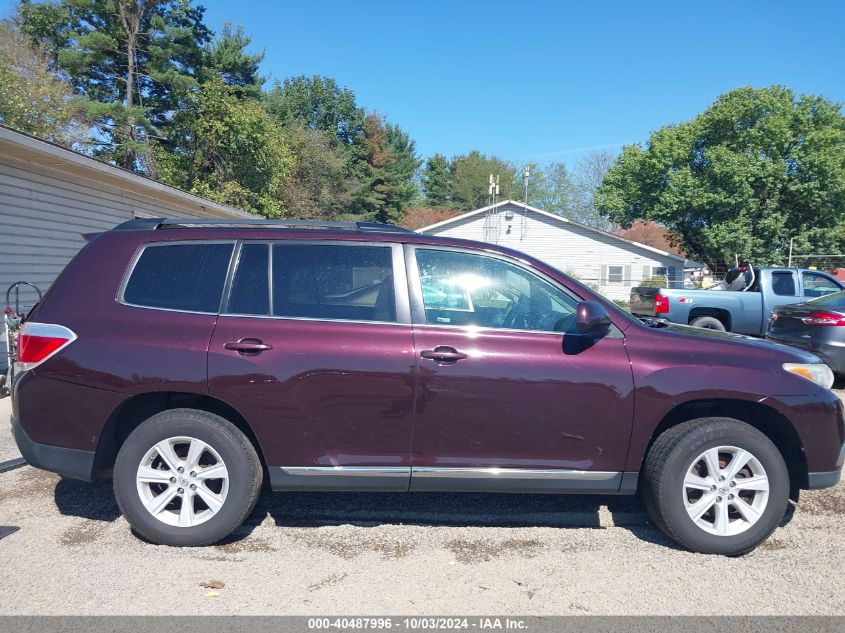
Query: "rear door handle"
224 338 273 355
420 346 467 363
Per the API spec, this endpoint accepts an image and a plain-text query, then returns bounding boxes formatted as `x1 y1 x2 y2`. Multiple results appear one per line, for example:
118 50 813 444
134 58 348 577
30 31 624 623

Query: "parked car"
630 266 844 334
11 219 844 555
767 290 845 377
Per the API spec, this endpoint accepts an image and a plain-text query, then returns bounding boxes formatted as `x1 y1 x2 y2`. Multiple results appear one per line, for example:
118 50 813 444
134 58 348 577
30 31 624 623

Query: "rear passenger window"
124 243 233 313
771 272 797 296
228 243 269 315
272 244 395 322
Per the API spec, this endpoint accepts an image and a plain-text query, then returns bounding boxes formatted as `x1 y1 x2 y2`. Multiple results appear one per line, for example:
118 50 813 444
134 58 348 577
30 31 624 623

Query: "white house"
418 200 687 301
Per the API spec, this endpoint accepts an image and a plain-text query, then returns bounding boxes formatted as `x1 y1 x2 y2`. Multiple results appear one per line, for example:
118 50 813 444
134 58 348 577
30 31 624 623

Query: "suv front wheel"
114 408 263 546
642 417 789 555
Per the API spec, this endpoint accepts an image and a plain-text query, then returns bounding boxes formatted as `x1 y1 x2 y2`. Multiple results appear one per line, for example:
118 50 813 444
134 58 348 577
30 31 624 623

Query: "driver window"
802 272 840 298
415 249 579 333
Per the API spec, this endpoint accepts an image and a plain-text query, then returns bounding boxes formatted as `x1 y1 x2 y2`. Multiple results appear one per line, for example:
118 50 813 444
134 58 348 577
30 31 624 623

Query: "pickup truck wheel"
689 316 726 331
642 418 789 555
113 408 263 546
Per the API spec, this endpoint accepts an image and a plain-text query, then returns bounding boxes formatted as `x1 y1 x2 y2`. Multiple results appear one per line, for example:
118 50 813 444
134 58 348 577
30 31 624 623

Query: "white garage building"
418 200 686 301
0 124 253 308
0 124 253 369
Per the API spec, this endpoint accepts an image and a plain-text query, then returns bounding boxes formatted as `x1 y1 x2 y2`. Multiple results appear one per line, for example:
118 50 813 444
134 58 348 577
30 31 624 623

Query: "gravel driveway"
1 392 844 615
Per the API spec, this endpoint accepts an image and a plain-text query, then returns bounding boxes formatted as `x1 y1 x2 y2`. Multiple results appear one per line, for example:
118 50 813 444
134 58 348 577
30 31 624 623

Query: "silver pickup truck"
630 267 845 335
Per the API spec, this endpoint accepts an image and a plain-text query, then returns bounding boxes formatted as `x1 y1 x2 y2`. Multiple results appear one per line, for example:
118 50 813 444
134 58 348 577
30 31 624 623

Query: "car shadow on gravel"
53 477 121 522
51 476 684 550
218 488 691 550
51 477 792 552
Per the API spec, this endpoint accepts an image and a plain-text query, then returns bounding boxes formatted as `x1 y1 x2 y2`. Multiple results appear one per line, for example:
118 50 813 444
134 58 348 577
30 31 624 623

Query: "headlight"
783 363 835 389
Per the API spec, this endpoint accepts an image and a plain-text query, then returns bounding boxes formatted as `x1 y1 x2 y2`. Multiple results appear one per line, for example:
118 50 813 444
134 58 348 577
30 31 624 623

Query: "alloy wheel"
135 436 229 528
682 445 770 537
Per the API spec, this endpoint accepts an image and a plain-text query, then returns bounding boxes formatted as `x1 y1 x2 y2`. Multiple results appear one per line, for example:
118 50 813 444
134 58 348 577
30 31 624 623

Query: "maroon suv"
10 219 844 554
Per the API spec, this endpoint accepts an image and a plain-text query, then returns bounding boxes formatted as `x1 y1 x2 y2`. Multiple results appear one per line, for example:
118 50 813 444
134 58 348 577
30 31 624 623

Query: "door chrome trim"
269 466 633 494
277 465 619 480
279 466 411 477
410 467 620 480
269 466 411 492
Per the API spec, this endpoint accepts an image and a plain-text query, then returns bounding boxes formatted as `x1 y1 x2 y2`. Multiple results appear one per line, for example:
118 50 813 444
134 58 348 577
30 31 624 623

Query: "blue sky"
4 0 844 164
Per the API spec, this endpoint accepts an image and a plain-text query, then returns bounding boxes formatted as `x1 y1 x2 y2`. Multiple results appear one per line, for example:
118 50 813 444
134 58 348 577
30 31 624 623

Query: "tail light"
800 311 845 326
654 293 670 314
16 322 77 370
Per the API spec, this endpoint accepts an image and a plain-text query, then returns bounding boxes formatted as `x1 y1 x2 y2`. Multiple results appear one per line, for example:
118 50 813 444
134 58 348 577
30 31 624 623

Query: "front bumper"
11 415 96 482
807 443 845 489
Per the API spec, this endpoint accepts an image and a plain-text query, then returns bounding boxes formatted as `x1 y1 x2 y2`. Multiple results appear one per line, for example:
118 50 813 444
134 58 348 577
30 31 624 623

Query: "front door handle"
420 346 467 363
224 338 273 355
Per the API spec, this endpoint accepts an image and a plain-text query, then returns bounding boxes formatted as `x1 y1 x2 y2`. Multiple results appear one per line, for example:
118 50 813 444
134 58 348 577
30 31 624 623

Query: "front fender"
622 331 833 474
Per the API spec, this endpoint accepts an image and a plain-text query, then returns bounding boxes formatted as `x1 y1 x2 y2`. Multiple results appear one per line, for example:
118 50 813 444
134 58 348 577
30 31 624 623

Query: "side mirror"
576 301 611 337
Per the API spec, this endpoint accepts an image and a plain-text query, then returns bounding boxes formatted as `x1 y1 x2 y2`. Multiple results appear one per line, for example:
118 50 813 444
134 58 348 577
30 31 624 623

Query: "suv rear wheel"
114 408 262 546
642 417 789 555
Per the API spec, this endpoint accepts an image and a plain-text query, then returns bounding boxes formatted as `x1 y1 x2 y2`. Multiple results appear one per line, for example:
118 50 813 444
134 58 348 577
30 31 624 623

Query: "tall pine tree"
422 153 450 206
201 21 264 98
353 113 420 223
18 0 211 173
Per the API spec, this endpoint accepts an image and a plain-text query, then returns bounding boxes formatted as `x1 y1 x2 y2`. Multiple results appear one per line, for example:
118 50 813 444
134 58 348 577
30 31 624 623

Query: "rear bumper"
807 443 845 489
11 415 96 482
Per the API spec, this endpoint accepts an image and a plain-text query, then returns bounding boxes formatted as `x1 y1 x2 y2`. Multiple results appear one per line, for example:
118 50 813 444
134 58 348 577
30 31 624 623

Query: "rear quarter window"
770 272 796 296
123 242 234 313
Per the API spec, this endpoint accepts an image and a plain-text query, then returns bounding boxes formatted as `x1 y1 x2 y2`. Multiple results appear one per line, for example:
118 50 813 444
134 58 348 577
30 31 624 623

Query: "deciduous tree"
596 86 845 267
0 21 88 143
614 220 684 255
265 75 365 148
400 205 463 230
449 150 517 210
281 122 354 219
523 161 575 216
159 78 292 217
572 150 615 229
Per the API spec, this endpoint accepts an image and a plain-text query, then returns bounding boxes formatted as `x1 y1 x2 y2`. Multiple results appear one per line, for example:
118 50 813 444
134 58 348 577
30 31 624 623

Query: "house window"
652 266 668 277
608 266 624 284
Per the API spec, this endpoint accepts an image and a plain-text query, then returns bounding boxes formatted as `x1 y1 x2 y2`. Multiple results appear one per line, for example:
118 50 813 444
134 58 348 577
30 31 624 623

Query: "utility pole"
522 165 529 240
523 165 529 205
484 174 500 243
788 237 794 268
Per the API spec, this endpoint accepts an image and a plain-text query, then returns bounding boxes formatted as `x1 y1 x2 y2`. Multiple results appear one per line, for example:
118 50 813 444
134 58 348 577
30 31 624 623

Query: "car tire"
114 408 262 546
642 417 789 555
689 316 727 331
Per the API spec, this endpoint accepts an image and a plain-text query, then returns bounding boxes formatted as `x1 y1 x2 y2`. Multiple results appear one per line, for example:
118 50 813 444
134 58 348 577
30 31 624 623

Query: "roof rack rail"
112 218 414 234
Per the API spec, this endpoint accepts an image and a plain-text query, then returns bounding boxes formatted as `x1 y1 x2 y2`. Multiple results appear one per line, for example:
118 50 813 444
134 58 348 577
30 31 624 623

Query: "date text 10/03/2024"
307 617 529 630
